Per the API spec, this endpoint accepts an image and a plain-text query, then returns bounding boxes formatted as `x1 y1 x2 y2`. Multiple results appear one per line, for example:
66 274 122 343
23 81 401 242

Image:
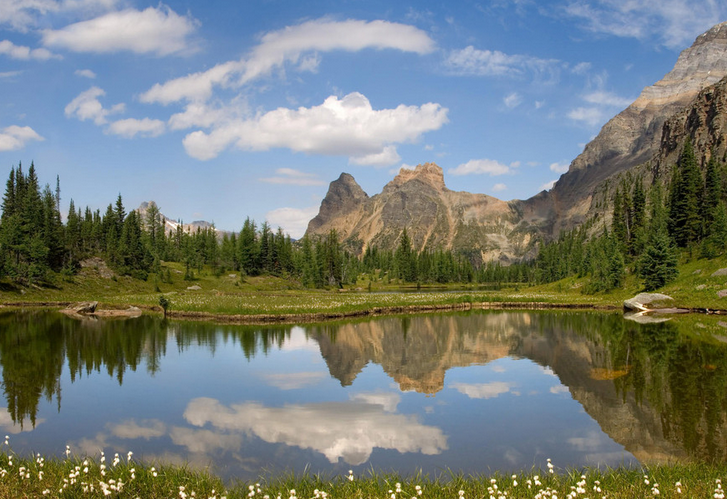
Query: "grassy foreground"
0 446 724 499
3 254 727 320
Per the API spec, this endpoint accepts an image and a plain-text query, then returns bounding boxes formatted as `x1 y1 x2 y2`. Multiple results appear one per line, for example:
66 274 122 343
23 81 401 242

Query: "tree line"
3 142 725 292
1 163 526 288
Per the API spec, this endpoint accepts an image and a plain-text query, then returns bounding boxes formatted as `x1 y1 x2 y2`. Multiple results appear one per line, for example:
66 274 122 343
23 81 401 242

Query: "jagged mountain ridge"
306 21 727 260
307 163 531 262
136 201 228 237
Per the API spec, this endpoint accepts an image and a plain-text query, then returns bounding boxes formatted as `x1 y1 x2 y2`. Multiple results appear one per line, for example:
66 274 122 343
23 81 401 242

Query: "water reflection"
0 309 725 479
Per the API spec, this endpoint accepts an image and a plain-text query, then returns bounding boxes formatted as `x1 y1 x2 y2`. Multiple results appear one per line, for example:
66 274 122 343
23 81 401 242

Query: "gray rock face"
624 293 674 312
306 173 369 234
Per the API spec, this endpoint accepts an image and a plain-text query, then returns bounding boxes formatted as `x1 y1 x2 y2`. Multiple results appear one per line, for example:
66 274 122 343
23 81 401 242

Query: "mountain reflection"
1 309 726 466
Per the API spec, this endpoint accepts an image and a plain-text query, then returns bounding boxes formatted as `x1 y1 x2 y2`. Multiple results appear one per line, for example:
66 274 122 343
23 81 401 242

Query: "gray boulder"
623 293 674 312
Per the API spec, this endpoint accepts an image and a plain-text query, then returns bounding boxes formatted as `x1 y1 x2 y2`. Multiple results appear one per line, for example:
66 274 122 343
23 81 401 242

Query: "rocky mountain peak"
305 172 369 234
388 162 446 192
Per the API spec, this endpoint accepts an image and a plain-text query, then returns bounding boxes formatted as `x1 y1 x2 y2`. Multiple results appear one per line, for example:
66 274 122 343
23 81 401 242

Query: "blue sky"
1 0 726 237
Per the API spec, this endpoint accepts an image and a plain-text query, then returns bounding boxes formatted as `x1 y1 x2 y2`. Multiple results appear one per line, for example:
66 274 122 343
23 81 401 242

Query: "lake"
0 309 725 481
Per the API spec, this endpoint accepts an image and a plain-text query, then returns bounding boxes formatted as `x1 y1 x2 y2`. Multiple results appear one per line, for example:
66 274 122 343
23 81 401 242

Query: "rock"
712 268 727 277
70 301 98 314
186 285 202 291
696 284 707 290
718 289 727 298
228 274 237 278
623 293 674 312
624 312 672 324
693 269 703 275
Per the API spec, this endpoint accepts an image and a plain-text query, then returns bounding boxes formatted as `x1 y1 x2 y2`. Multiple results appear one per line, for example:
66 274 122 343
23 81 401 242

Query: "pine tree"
668 138 702 247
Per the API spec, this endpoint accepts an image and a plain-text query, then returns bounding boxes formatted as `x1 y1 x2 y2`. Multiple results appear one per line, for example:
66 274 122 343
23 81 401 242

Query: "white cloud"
550 384 570 395
549 162 570 173
567 106 605 127
350 392 400 413
349 145 401 167
503 92 522 108
141 18 434 105
75 68 96 78
571 61 592 75
0 407 43 433
564 0 727 49
0 71 22 79
583 90 633 108
141 61 243 105
446 45 560 82
239 18 435 85
183 397 447 465
0 0 121 32
0 125 44 151
266 206 320 239
492 183 507 192
169 426 243 454
0 40 58 60
107 117 166 138
450 381 516 399
182 92 448 161
540 180 556 191
64 86 124 125
42 6 198 56
448 158 518 176
260 168 326 186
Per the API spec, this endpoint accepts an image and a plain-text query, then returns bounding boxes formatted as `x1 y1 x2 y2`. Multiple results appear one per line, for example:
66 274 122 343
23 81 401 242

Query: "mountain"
540 21 727 234
136 201 228 238
306 21 727 261
307 163 532 263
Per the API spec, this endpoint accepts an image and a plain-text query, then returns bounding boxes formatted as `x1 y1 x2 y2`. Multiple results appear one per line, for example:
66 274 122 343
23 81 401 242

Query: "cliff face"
306 21 727 256
305 163 531 262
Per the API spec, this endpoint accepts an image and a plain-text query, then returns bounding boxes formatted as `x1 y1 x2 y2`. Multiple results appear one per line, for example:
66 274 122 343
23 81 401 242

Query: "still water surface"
0 309 725 480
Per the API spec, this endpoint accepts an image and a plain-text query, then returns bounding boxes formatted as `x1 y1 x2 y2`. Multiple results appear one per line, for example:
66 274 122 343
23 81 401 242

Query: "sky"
1 0 727 238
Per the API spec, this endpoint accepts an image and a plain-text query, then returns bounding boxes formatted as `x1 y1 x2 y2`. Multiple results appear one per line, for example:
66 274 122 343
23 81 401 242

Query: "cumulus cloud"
567 106 605 127
349 145 401 167
266 206 320 239
549 162 570 173
107 117 165 138
446 46 560 82
64 86 124 125
564 0 727 49
42 6 198 56
492 183 507 192
259 168 326 186
448 159 518 176
75 68 96 78
450 381 517 400
0 125 44 151
141 18 434 105
540 180 557 191
0 40 58 60
182 92 447 161
183 397 447 465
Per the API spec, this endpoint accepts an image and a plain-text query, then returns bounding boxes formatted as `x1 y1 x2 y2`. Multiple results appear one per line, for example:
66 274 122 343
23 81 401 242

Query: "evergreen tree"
668 138 702 247
641 183 679 290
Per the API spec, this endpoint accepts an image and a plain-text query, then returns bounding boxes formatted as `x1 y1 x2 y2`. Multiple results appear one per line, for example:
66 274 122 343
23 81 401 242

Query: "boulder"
186 285 202 291
623 293 674 312
712 268 727 277
70 301 98 314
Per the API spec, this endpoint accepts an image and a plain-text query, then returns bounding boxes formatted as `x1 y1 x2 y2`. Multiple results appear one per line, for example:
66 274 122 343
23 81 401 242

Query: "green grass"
0 446 724 499
4 254 727 319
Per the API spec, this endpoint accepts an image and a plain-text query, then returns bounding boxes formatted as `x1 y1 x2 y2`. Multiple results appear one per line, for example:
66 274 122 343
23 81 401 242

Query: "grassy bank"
3 255 727 320
0 446 724 499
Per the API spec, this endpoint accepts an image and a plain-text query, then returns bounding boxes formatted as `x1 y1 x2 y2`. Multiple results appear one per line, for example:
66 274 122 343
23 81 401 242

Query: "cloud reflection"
0 407 42 433
262 372 327 390
109 419 166 440
450 381 516 400
183 396 447 465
